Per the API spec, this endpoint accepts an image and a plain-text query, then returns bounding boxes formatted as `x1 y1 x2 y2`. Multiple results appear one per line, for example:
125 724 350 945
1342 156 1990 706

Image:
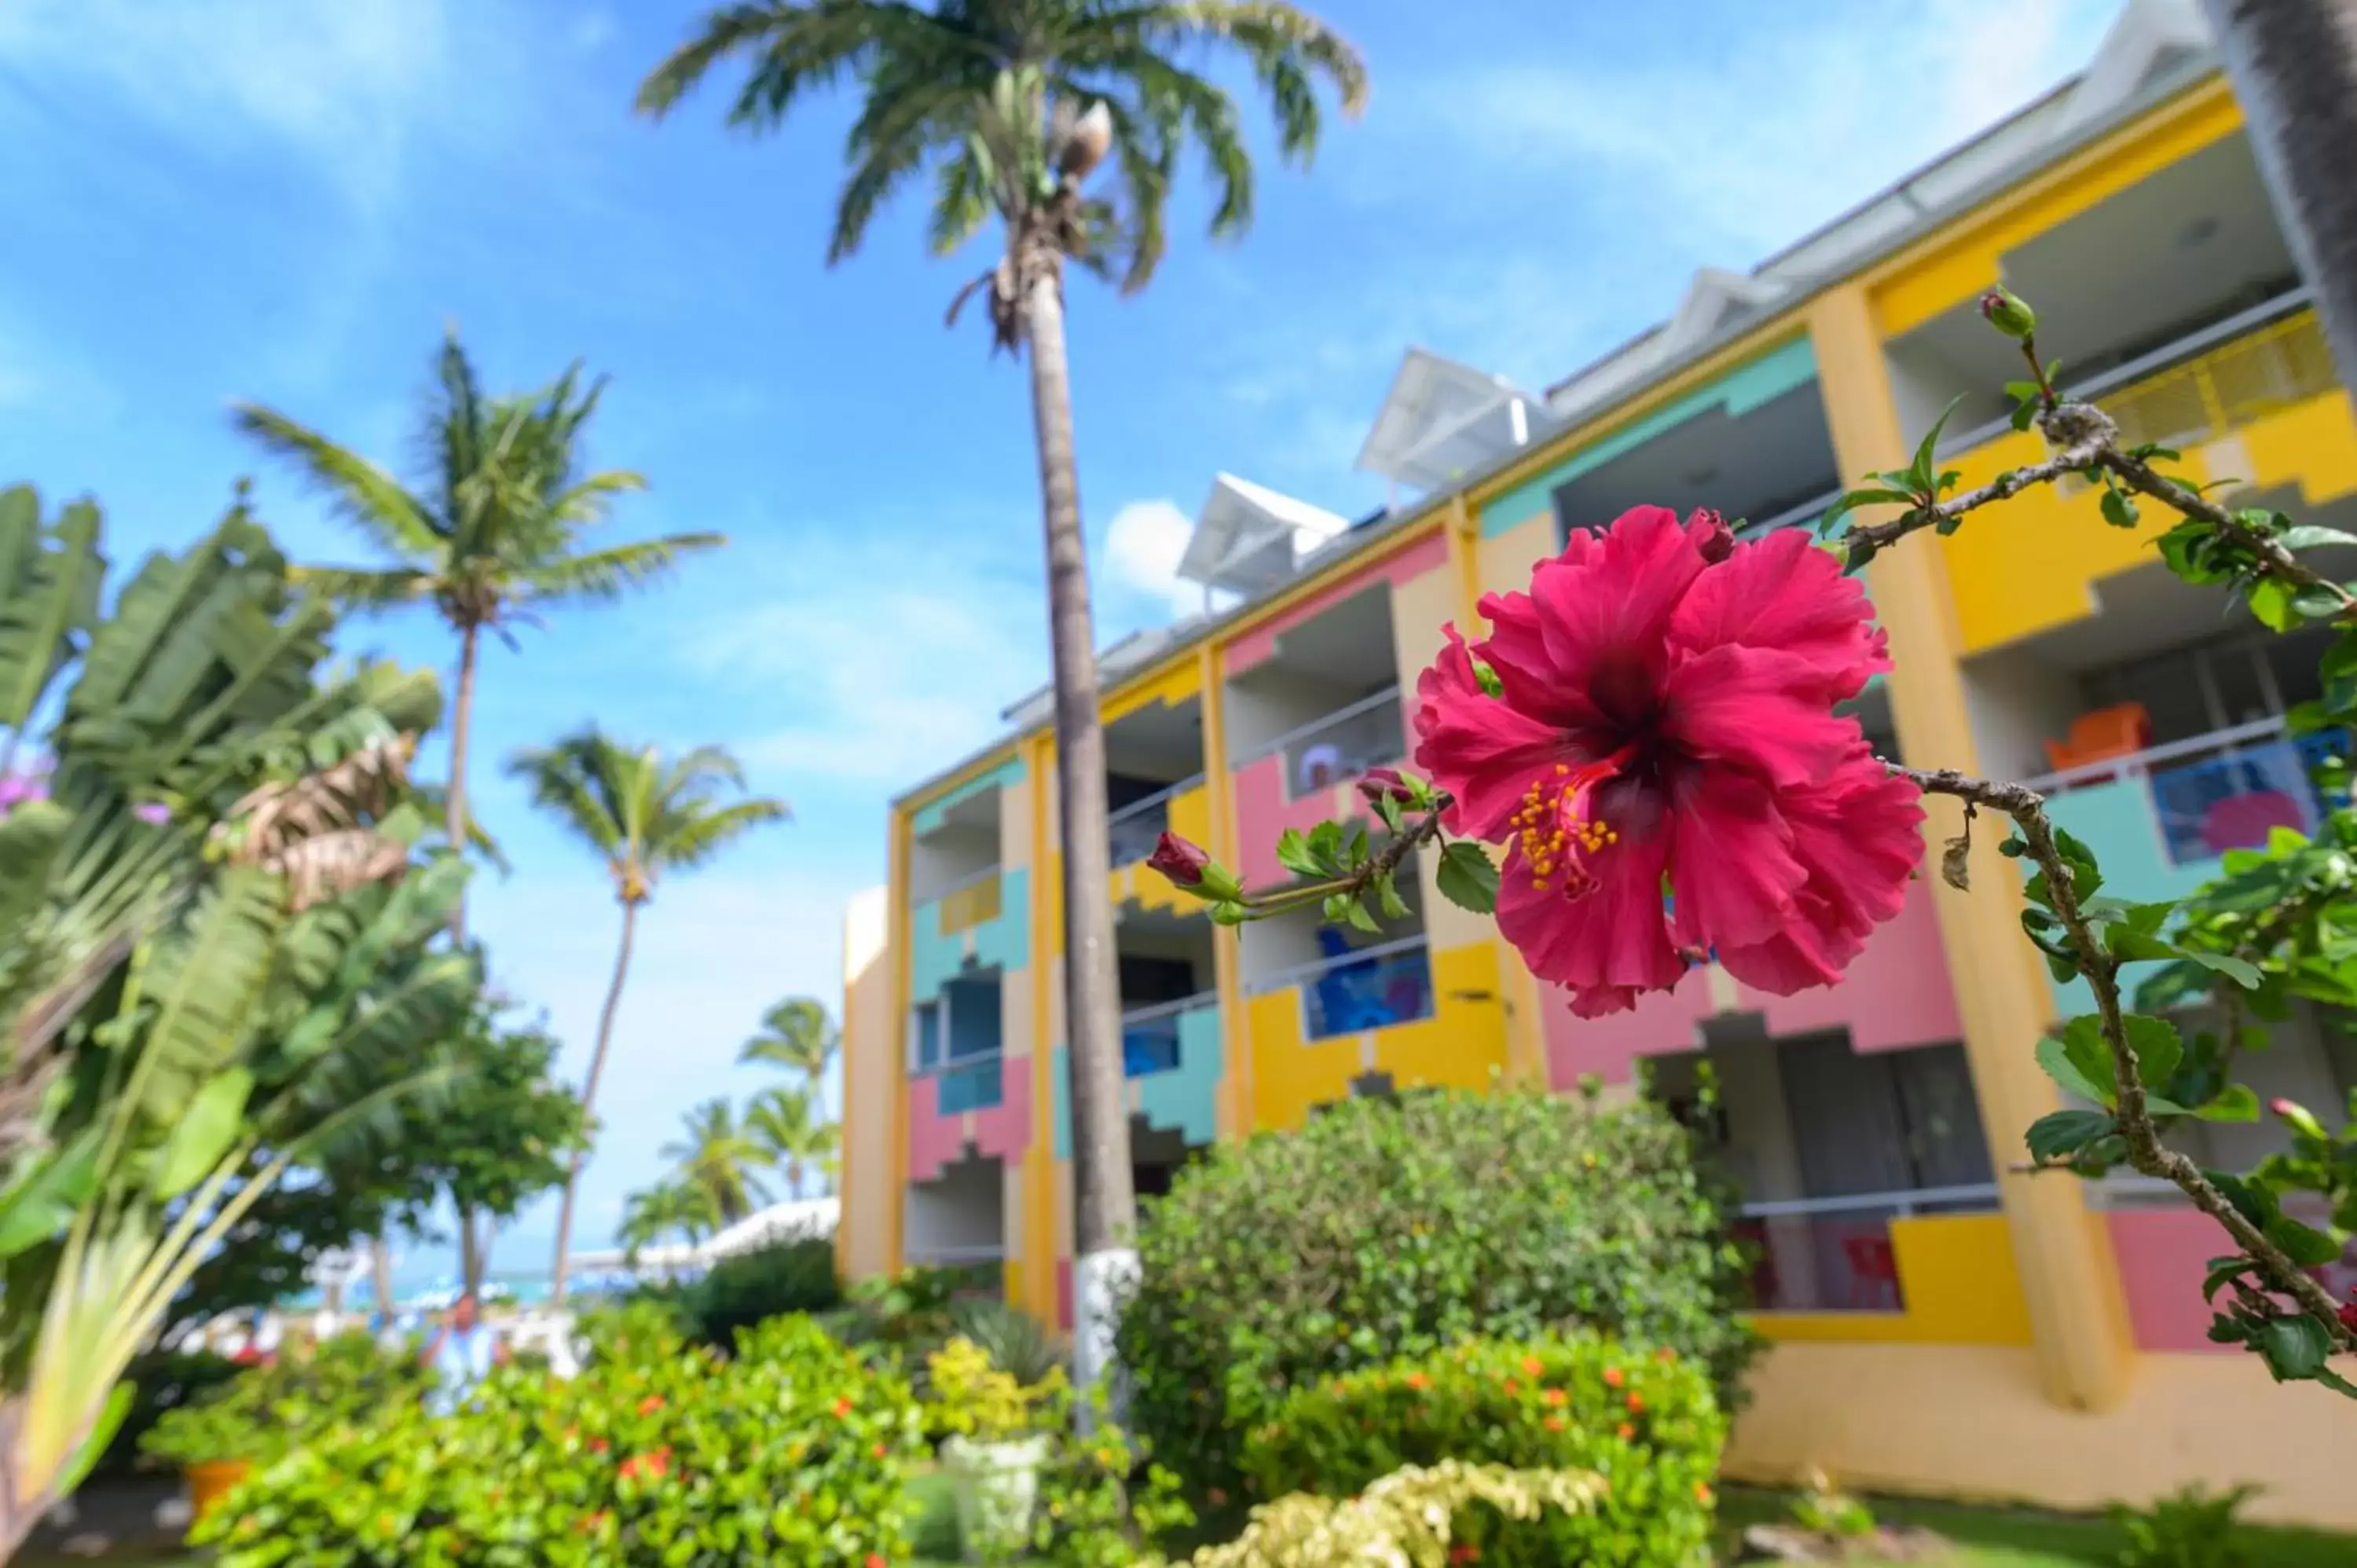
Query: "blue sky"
0 0 2120 1275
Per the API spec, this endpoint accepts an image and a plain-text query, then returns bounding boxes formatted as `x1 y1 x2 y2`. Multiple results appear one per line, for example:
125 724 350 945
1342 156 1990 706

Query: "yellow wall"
1942 339 2357 653
837 888 896 1283
1750 1215 2033 1346
1244 941 1510 1130
1728 1341 2357 1530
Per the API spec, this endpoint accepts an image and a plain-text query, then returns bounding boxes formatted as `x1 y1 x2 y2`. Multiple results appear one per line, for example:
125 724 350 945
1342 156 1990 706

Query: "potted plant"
137 1372 277 1526
927 1335 1064 1563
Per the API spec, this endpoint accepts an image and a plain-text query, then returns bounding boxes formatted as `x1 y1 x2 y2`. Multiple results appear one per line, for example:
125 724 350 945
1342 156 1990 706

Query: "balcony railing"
1733 1183 2000 1313
925 1052 1003 1114
932 866 1003 935
1108 775 1205 869
1120 993 1217 1077
2025 716 2349 868
1251 934 1435 1041
1239 686 1407 803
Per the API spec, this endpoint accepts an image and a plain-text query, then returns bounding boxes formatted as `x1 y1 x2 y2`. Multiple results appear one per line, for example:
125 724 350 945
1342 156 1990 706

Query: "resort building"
840 0 2357 1526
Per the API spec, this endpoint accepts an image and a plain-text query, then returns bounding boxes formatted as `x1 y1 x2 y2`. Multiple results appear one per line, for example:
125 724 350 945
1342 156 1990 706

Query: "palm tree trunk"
2202 0 2357 380
549 898 640 1305
446 622 482 943
1018 260 1137 1399
370 1237 397 1318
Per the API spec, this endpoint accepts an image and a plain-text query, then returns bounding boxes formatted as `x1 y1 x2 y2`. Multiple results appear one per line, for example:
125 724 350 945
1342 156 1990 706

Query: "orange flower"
589 1438 610 1455
1541 1388 1567 1407
1657 1346 1677 1364
1602 1367 1625 1389
1616 1423 1634 1441
1502 1378 1519 1396
1404 1372 1431 1391
1448 1544 1480 1565
1520 1354 1544 1377
872 1442 889 1459
1543 1415 1567 1432
834 1396 855 1419
867 1556 888 1568
1695 1482 1714 1504
639 1395 665 1416
1626 1393 1644 1414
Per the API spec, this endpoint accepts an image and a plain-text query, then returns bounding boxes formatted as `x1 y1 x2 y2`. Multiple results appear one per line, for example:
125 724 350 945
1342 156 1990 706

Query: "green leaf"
2118 1014 2183 1090
2025 1109 2115 1163
2256 1313 2332 1383
2205 1169 2279 1230
2278 525 2357 551
1470 658 1503 698
0 1128 104 1257
1435 841 1498 915
2194 1084 2261 1123
2099 487 2140 529
55 1381 136 1500
2036 1028 2114 1108
2183 949 2262 989
1274 829 1321 880
156 1068 255 1201
1371 870 1410 922
1907 395 1967 493
2249 576 2299 632
2262 1214 2344 1267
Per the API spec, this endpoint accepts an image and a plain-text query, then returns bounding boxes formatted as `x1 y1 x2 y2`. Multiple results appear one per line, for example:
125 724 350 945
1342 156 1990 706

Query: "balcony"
1230 688 1405 887
911 865 1027 1001
936 866 1003 933
1122 993 1218 1078
907 971 1030 1181
2032 717 2348 907
1734 1184 2002 1313
1284 934 1435 1042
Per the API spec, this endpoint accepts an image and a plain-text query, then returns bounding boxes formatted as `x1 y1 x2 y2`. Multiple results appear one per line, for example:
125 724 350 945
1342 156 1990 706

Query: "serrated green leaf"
2184 949 2262 989
2194 1083 2261 1123
2119 1014 2183 1090
2025 1108 2115 1163
2278 525 2357 551
1435 841 1498 915
2036 1030 2114 1107
2256 1312 2331 1382
2262 1214 2344 1267
1274 829 1321 879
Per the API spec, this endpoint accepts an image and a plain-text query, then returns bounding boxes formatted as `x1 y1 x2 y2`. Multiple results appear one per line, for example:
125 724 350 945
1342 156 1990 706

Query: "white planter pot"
941 1434 1050 1563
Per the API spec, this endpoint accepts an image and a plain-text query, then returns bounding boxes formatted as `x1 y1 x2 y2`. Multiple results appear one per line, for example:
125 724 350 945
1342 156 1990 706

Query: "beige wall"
837 886 896 1282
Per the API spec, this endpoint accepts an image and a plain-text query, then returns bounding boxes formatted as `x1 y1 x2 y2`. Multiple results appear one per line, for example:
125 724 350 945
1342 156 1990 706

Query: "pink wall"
1739 877 1960 1052
1056 1258 1073 1331
1540 870 1960 1085
906 1066 1035 1183
2109 1207 2357 1351
1233 755 1383 887
1225 531 1450 674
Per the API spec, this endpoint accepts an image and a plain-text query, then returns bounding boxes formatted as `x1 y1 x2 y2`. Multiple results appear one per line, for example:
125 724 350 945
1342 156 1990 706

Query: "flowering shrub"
1116 1086 1754 1502
1185 1461 1604 1568
927 1334 1066 1442
197 1313 921 1566
1028 1383 1195 1568
139 1333 430 1470
1241 1334 1721 1568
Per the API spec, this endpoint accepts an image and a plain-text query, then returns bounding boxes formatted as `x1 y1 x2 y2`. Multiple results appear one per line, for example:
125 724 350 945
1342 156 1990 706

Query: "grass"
1719 1486 2355 1566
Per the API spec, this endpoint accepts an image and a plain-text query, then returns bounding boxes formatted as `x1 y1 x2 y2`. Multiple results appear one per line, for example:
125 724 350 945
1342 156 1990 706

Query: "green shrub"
1188 1461 1605 1568
676 1235 841 1347
1116 1085 1757 1497
1241 1334 1723 1567
139 1333 431 1470
90 1350 243 1478
2111 1483 2260 1568
950 1298 1067 1387
198 1313 922 1566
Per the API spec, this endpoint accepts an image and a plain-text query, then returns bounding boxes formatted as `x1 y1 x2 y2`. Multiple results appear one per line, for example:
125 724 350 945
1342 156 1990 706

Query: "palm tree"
637 1 1367 1377
746 1082 840 1200
234 331 726 942
618 1178 722 1263
662 1097 771 1225
2201 1 2357 382
741 996 838 1118
508 727 790 1302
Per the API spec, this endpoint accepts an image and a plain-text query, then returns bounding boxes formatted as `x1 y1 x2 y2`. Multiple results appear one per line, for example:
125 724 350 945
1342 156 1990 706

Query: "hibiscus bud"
1686 507 1734 562
1357 767 1413 806
1146 831 1210 887
2270 1097 2328 1141
1979 286 2037 341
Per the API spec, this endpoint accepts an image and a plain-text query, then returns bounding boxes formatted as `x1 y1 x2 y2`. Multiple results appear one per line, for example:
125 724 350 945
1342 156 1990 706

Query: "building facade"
841 2 2357 1526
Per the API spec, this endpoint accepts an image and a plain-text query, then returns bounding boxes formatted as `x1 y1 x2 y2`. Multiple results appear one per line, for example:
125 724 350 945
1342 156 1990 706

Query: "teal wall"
911 757 1024 836
1481 336 1820 537
910 866 1030 1004
1052 1002 1222 1160
2044 780 2218 1015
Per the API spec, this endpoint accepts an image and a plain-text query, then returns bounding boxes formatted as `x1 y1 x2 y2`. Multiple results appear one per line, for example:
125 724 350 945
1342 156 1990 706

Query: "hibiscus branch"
1841 424 2106 572
1893 763 2355 1346
1231 798 1453 916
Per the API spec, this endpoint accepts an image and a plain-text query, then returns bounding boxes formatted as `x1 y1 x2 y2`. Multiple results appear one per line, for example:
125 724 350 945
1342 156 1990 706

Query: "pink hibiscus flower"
1411 504 1923 1017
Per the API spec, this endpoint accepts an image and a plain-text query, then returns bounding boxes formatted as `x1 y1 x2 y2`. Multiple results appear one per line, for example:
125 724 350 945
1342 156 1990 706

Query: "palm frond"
651 797 790 875
928 142 997 255
229 406 444 562
286 566 438 614
520 534 725 606
505 736 630 861
638 0 969 130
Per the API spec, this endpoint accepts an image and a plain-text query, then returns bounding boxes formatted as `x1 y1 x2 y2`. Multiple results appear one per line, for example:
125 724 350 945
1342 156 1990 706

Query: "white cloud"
0 0 457 211
1100 499 1199 615
676 526 1049 788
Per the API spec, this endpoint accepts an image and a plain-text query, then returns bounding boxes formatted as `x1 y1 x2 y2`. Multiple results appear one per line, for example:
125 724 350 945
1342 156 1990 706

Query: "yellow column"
1807 282 2134 1412
1450 496 1550 1088
883 809 911 1277
1021 733 1060 1317
1199 643 1252 1137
